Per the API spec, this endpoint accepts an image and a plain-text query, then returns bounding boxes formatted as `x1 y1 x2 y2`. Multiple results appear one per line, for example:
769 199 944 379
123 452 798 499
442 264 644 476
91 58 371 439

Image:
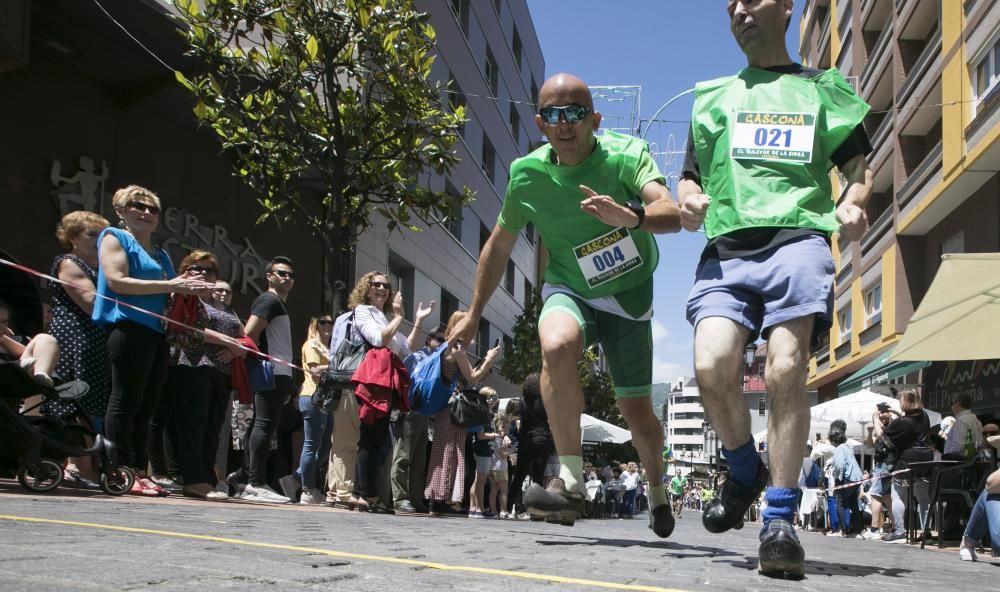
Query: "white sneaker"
960 537 978 561
242 483 290 504
300 489 324 505
858 529 881 541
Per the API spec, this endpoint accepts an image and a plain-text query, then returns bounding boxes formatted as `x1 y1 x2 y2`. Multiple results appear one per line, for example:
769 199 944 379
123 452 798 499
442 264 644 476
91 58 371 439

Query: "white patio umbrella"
811 389 898 426
580 413 632 444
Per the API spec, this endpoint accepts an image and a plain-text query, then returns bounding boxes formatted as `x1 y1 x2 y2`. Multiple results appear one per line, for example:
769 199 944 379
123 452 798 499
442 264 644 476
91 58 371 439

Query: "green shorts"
539 292 652 399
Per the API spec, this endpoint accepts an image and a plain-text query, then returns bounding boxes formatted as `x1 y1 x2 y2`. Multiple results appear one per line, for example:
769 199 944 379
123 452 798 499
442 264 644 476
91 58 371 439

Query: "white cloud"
652 356 691 386
651 319 670 344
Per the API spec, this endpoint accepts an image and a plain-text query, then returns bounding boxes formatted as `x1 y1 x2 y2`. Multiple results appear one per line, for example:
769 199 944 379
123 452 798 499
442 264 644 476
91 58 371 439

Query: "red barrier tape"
822 467 913 493
0 257 306 373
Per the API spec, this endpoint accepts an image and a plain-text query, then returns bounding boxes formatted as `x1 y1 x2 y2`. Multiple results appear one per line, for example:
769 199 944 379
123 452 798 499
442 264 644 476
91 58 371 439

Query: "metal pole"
638 87 697 140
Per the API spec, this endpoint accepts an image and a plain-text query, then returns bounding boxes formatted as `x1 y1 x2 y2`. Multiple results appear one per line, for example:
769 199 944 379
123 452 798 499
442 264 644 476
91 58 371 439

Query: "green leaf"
174 70 195 92
306 36 318 61
193 101 208 120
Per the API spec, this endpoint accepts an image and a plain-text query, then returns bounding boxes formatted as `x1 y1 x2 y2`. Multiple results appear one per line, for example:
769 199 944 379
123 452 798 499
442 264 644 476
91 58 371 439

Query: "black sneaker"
648 504 675 538
523 478 586 524
702 458 768 533
394 500 417 515
758 519 805 579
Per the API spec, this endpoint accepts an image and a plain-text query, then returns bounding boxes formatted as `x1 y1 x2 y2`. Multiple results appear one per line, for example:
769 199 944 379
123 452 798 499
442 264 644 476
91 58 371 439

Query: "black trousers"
509 431 553 512
836 485 862 534
354 414 390 500
105 321 169 470
247 375 294 486
166 365 230 486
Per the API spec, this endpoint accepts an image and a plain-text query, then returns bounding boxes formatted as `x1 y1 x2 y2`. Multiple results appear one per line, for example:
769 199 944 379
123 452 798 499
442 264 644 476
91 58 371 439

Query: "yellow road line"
0 514 688 592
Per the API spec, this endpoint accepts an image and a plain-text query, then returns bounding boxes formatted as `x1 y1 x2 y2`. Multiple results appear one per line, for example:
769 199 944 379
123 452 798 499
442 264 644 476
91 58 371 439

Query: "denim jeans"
964 490 1000 554
890 478 930 536
295 395 333 490
623 489 637 516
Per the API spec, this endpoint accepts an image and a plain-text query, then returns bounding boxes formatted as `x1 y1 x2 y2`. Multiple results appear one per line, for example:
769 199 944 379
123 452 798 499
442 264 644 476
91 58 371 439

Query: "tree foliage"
171 0 471 307
501 289 625 428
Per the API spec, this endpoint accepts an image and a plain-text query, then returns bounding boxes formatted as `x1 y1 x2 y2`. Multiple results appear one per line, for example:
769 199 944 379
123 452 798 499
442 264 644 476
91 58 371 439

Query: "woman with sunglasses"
289 314 335 504
94 185 215 495
337 272 430 511
156 251 245 499
45 210 111 488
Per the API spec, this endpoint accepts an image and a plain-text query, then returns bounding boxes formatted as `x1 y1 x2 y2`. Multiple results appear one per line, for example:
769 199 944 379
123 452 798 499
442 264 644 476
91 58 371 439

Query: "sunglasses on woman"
370 281 391 290
125 200 161 216
317 319 334 326
538 104 591 125
187 264 217 275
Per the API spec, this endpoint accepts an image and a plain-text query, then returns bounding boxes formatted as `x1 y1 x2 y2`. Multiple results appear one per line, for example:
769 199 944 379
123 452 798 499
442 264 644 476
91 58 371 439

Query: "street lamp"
744 343 758 374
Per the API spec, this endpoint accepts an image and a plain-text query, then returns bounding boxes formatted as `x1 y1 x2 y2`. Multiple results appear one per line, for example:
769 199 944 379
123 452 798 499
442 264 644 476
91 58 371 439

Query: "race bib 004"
730 111 816 163
574 227 642 289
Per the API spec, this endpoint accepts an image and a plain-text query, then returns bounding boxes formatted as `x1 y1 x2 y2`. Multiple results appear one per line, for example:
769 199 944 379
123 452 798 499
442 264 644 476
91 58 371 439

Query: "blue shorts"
869 462 891 496
686 234 834 344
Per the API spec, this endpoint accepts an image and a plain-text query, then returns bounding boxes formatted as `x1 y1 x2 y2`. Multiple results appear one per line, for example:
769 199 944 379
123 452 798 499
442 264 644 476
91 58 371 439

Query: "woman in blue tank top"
94 185 214 496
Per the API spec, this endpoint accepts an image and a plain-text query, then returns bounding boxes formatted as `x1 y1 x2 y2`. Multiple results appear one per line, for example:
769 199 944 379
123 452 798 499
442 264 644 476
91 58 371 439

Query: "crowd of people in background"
2 183 999 562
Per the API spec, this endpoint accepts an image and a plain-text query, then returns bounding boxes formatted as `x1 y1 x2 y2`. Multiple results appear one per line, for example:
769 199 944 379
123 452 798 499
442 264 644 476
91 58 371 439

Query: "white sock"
647 484 668 508
558 455 584 493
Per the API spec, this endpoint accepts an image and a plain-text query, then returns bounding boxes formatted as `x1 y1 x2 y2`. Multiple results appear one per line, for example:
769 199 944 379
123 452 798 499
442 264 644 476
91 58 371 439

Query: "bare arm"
0 334 26 358
99 234 212 296
835 155 874 242
406 301 435 353
636 180 681 233
449 227 518 343
451 342 500 384
577 181 680 234
57 258 97 315
244 315 268 344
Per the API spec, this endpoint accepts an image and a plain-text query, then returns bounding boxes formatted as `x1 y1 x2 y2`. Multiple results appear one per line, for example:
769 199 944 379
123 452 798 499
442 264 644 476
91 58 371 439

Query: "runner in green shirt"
669 469 688 518
679 0 873 579
449 73 681 536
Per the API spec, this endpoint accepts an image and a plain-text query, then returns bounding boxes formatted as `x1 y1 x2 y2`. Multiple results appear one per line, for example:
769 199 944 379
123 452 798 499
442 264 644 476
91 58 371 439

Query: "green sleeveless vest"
691 68 870 239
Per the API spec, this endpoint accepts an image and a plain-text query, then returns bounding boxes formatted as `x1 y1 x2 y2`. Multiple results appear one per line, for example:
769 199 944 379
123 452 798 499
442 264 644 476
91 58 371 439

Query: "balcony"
837 0 854 39
897 27 941 107
867 110 894 174
897 141 942 212
860 204 893 257
861 23 893 97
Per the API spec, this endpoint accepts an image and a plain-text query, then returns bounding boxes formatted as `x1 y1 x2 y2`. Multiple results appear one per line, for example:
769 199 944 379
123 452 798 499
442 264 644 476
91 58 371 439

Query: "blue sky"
526 0 806 386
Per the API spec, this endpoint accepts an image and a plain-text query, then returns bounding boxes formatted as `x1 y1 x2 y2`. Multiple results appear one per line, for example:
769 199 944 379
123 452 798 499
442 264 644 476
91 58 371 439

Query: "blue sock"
761 487 798 526
721 439 759 488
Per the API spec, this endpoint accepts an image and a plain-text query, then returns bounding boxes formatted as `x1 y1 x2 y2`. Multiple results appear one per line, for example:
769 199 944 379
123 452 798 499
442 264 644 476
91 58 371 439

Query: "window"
509 101 520 146
505 260 516 294
387 251 415 320
448 77 466 136
758 398 766 417
972 36 1000 116
524 222 535 243
440 287 460 324
864 284 882 325
838 306 852 344
444 180 463 240
485 47 498 96
502 333 513 361
523 277 533 306
512 26 523 72
479 222 491 256
481 135 496 183
477 317 491 358
450 0 470 37
530 79 539 109
492 0 501 16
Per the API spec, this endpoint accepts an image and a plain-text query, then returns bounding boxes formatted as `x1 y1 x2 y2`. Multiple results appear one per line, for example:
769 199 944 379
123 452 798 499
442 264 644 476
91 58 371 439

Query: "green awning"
837 344 930 396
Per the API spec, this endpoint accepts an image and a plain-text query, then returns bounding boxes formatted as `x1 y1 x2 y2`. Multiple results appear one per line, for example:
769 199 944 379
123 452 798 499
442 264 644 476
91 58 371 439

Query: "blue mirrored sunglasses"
538 104 590 125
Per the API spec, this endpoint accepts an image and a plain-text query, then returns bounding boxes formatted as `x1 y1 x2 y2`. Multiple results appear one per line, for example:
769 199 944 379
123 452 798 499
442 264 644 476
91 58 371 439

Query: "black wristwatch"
626 202 645 230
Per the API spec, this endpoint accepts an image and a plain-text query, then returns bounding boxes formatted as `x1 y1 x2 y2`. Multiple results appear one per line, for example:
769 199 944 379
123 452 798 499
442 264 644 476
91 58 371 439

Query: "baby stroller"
0 361 134 495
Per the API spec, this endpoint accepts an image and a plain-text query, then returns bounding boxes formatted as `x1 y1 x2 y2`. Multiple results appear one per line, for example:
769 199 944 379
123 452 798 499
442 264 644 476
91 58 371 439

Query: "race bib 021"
730 111 816 163
573 227 643 289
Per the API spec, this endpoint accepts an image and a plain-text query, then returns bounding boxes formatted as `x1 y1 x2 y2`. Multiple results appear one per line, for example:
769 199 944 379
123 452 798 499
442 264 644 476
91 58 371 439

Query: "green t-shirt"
669 476 687 495
497 130 664 317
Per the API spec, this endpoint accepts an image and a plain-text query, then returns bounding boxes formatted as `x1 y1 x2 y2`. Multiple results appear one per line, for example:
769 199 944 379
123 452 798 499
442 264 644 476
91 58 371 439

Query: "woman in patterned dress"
423 311 500 515
46 211 111 487
162 250 246 499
